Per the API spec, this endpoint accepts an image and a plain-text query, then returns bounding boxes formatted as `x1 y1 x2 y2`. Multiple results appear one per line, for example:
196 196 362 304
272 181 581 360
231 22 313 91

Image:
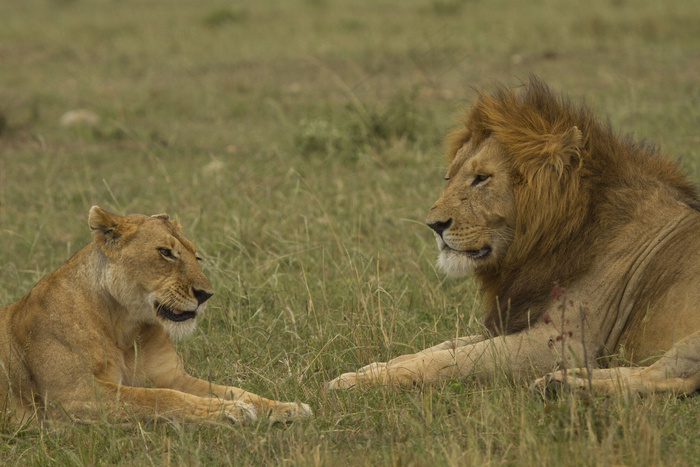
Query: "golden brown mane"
329 77 700 394
448 76 699 335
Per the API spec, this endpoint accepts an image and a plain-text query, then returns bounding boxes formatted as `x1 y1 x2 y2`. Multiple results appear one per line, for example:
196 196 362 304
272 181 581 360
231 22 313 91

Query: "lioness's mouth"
155 303 197 322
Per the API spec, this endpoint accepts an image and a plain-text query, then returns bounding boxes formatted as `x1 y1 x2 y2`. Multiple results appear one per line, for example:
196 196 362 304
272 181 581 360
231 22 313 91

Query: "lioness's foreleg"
173 375 312 423
86 380 258 424
136 329 311 422
329 326 578 389
532 331 700 395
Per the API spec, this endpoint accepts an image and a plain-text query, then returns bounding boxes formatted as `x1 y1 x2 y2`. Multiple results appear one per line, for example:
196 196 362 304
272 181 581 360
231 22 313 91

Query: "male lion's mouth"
437 236 492 260
155 302 197 322
464 246 492 259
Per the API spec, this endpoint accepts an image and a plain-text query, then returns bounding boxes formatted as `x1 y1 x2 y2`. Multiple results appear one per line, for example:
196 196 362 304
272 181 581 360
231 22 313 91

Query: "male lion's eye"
157 247 176 259
471 174 490 186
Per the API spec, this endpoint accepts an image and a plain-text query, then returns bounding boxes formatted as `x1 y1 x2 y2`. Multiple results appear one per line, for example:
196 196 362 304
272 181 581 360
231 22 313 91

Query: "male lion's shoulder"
437 76 700 335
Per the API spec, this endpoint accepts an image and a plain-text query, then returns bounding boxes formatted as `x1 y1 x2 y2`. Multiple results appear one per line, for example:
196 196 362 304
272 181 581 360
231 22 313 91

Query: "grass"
1 0 699 464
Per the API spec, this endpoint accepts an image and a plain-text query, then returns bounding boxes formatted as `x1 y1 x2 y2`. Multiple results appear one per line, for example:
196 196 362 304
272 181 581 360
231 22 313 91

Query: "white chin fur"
162 318 198 340
437 250 475 277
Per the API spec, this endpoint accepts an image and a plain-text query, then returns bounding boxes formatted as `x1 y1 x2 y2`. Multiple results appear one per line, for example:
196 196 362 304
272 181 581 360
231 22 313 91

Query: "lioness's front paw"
268 402 313 423
223 401 258 425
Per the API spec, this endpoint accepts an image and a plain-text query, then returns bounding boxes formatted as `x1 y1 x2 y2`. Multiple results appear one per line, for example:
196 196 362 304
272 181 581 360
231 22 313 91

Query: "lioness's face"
90 208 214 339
426 137 516 276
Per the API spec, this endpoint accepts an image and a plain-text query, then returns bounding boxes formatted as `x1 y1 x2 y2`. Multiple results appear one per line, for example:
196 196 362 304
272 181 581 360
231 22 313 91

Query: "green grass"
1 0 699 464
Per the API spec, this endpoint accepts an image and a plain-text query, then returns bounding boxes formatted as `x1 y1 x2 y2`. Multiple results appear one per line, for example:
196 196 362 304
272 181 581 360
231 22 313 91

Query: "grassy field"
1 0 700 464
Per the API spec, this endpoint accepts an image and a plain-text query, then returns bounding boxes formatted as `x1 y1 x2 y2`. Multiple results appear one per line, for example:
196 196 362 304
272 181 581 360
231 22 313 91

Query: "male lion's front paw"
327 372 359 390
327 364 423 390
327 359 405 389
222 401 258 425
327 362 391 389
268 402 313 423
531 371 589 399
531 374 561 399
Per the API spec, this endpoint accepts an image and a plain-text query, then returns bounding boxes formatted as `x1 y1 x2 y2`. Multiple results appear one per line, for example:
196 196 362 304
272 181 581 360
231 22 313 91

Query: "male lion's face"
89 207 214 339
426 138 516 277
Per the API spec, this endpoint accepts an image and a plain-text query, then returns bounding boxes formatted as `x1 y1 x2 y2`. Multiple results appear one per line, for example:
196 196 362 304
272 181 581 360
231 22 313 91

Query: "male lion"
329 77 700 395
0 206 312 425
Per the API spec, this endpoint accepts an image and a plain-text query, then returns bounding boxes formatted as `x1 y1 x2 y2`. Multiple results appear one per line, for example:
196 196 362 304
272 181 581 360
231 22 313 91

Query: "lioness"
0 207 311 424
329 77 700 395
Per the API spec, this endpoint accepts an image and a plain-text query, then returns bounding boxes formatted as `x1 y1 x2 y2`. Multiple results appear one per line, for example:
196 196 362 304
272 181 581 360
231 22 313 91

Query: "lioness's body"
0 207 311 424
329 78 700 395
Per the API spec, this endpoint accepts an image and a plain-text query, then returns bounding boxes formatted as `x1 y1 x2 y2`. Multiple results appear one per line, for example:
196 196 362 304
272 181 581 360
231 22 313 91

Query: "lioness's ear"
151 212 181 231
150 213 170 221
89 206 132 248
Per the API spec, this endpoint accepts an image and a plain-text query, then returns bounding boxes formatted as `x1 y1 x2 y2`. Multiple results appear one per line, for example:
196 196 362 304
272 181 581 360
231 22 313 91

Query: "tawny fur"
0 207 312 425
329 76 700 395
447 78 698 335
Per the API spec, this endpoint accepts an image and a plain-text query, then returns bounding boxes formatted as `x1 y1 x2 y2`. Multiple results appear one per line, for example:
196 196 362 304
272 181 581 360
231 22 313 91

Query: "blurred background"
0 0 699 464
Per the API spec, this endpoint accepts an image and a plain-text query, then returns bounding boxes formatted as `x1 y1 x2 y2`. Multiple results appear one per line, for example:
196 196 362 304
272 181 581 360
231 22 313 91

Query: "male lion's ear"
88 206 133 248
151 212 181 230
515 125 583 181
558 126 583 168
545 126 583 175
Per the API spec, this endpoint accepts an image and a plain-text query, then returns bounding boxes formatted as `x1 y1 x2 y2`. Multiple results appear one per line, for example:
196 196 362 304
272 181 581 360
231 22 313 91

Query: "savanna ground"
1 0 699 464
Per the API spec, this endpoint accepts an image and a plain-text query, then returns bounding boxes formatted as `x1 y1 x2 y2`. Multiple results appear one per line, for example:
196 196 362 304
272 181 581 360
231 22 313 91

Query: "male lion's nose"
192 287 214 305
428 218 452 236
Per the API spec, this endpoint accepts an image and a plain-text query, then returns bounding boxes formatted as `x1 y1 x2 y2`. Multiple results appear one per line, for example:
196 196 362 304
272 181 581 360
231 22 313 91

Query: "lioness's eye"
471 174 490 186
157 247 176 259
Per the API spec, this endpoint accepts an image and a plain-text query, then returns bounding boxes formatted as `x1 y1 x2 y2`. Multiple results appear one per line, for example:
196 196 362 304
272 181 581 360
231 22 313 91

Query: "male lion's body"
329 77 700 395
0 207 311 424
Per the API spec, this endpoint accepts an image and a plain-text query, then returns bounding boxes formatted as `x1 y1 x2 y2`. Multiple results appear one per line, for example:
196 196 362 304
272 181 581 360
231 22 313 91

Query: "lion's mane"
446 77 699 335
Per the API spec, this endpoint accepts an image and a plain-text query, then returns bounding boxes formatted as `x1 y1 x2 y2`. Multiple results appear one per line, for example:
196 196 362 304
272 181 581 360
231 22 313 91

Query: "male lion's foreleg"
383 335 488 367
175 376 312 423
329 329 565 389
531 367 645 395
96 380 258 424
327 335 487 389
531 366 700 395
533 331 700 396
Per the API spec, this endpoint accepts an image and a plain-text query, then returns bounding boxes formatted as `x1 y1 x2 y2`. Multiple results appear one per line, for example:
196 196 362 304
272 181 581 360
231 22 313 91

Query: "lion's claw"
268 402 313 423
223 401 258 425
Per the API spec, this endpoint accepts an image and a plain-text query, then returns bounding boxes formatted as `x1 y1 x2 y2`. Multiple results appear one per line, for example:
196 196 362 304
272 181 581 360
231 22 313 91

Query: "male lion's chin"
437 251 474 277
437 246 492 277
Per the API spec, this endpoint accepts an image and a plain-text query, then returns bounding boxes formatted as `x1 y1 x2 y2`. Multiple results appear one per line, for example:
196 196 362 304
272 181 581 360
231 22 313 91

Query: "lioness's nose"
428 218 452 236
193 287 213 305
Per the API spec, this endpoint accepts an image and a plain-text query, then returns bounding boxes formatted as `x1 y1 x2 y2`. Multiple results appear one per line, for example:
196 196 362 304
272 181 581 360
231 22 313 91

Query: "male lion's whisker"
329 76 700 398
